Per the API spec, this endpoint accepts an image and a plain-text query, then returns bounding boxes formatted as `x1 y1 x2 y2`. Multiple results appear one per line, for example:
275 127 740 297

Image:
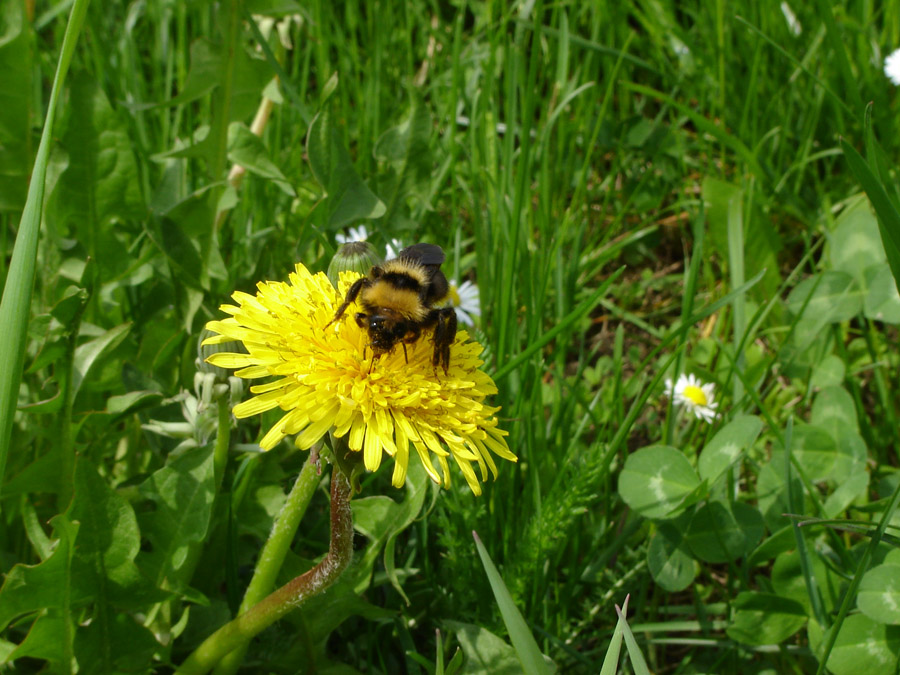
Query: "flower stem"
213 395 231 491
211 454 320 675
175 468 353 675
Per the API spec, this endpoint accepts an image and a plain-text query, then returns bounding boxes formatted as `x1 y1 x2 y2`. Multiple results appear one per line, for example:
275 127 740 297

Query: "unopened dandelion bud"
327 241 381 287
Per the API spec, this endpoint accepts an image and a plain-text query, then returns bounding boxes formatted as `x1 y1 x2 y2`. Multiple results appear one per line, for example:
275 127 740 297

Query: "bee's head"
356 311 407 353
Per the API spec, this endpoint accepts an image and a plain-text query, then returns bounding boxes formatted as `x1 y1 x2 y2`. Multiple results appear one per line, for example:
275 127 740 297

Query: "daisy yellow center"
683 384 708 406
448 284 461 306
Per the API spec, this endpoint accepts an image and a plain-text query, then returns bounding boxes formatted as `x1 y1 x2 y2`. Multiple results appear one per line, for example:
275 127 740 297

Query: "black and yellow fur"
329 243 458 372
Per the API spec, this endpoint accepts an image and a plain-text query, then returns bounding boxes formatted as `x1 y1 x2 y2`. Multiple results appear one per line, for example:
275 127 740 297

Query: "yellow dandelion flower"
203 263 516 495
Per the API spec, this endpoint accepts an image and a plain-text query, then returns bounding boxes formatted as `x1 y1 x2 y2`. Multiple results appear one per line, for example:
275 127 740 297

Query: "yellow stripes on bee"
382 259 429 284
361 283 428 321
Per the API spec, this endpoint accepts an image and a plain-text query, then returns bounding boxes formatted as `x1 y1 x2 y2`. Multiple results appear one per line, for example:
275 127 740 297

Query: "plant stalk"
212 454 320 675
175 468 353 675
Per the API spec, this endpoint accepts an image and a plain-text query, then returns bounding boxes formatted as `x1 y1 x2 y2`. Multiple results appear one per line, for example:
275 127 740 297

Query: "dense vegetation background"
3 0 900 673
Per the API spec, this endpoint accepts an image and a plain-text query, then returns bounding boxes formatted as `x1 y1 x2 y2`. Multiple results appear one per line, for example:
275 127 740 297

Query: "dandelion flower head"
204 263 516 495
665 373 718 423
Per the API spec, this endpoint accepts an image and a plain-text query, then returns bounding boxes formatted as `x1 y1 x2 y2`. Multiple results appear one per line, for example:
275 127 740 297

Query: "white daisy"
885 48 900 86
336 225 369 245
664 373 718 423
385 237 404 259
448 279 481 326
780 2 801 36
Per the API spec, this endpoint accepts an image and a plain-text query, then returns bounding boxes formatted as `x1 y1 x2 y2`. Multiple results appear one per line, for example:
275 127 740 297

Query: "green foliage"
307 107 387 229
7 0 900 673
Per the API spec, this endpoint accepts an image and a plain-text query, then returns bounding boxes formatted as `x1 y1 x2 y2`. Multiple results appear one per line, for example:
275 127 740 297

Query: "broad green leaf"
291 571 394 649
137 445 215 591
809 614 900 675
106 391 165 417
726 592 807 646
70 459 140 573
858 563 900 624
227 123 295 196
0 640 13 664
811 386 858 433
149 214 205 289
306 108 386 229
72 322 131 400
446 621 553 675
154 39 269 178
373 98 434 227
166 40 222 106
833 428 868 478
697 414 762 484
810 354 846 390
74 613 159 675
842 140 900 291
702 177 781 301
809 387 868 483
864 263 900 323
164 39 270 123
647 520 696 591
829 197 885 285
1 448 66 499
349 460 428 602
0 1 33 212
618 445 701 519
772 549 839 616
782 316 835 378
49 285 89 326
746 525 797 567
0 516 79 631
786 271 864 323
824 471 869 518
47 75 144 250
2 611 71 669
685 500 764 563
69 459 166 612
777 423 839 483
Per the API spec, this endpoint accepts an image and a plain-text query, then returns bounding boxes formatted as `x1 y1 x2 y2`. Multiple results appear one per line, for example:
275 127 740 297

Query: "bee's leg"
428 307 458 374
326 278 368 327
401 326 421 365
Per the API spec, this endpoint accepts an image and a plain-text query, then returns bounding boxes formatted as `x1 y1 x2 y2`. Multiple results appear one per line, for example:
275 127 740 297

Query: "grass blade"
599 595 628 675
0 0 90 502
472 531 552 675
614 598 652 675
841 138 900 289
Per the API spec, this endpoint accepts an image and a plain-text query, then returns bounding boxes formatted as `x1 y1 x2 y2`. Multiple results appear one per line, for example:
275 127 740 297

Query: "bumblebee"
329 243 458 373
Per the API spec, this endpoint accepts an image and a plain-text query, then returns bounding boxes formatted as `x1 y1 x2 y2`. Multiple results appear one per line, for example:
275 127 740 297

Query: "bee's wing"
397 244 450 306
398 243 449 303
397 243 445 267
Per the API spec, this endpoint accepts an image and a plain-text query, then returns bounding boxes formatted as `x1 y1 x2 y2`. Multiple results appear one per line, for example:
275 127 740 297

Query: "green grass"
3 0 900 673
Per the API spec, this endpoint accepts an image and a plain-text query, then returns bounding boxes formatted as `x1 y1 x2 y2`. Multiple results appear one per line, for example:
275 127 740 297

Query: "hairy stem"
212 454 320 675
175 469 353 675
